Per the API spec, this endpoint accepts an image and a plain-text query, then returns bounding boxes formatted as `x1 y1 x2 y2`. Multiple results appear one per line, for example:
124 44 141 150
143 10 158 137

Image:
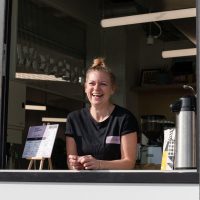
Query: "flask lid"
170 95 196 112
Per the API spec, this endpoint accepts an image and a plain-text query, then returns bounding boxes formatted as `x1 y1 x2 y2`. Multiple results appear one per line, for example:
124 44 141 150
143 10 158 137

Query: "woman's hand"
78 155 101 170
68 155 84 170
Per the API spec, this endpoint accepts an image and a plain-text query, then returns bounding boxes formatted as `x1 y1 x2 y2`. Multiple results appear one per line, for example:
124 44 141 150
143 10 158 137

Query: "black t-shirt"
65 105 139 160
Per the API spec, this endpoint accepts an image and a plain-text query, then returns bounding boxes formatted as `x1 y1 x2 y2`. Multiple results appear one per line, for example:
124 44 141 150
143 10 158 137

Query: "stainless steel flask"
170 95 196 169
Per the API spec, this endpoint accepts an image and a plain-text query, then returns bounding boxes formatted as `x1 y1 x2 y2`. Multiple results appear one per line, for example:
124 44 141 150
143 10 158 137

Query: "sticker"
106 136 120 144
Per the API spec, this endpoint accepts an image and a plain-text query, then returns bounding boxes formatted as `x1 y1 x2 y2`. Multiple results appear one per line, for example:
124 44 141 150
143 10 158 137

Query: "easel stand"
27 157 53 170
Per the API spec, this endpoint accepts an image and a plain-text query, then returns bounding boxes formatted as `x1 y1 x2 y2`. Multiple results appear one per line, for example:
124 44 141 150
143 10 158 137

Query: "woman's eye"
88 82 108 86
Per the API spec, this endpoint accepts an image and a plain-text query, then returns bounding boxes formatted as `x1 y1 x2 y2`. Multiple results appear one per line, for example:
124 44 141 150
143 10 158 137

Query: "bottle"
170 95 196 169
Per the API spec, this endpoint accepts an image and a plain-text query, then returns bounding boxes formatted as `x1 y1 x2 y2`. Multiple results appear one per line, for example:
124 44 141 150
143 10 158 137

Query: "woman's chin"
91 101 103 106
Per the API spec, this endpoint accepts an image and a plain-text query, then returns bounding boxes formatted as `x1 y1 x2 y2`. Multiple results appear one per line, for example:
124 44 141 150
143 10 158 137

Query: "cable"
153 21 162 39
183 84 197 97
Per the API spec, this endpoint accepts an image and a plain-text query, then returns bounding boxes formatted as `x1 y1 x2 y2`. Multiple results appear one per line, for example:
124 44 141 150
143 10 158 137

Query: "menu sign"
22 124 59 158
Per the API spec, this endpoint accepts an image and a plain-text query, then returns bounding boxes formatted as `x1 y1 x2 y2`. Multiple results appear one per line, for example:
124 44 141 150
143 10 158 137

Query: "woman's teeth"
92 94 103 97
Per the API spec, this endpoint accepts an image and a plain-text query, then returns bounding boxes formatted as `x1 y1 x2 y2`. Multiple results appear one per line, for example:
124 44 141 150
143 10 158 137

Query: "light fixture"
42 117 67 123
101 8 196 28
16 72 67 82
162 48 196 58
23 104 47 111
146 22 162 45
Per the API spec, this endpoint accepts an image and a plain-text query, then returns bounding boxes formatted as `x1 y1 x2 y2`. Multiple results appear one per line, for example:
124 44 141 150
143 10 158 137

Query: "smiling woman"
0 1 199 196
65 58 139 170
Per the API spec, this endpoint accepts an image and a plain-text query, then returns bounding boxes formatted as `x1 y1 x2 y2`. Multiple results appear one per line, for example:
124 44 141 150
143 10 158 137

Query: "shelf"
133 83 196 93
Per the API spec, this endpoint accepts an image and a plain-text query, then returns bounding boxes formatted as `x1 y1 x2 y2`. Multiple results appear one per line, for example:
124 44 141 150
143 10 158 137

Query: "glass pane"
6 0 86 169
5 0 197 172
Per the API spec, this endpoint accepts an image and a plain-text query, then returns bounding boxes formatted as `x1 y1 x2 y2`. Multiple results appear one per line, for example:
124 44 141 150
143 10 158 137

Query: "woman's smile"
85 71 114 106
92 93 103 97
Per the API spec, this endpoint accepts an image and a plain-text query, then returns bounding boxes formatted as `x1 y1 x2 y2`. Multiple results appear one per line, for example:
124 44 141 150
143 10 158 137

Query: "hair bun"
92 57 105 68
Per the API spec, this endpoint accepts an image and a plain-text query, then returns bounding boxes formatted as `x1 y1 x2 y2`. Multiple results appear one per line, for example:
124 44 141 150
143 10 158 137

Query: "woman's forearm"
98 158 136 170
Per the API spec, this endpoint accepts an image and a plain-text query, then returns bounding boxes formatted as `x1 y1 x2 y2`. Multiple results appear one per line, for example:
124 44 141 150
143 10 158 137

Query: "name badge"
106 136 120 144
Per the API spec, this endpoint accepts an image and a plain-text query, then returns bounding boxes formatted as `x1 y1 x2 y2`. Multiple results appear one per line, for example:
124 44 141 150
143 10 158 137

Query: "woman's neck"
90 103 114 122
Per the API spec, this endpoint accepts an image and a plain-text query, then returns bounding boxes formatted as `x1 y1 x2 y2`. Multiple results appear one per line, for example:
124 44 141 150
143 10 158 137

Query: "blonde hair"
86 57 116 86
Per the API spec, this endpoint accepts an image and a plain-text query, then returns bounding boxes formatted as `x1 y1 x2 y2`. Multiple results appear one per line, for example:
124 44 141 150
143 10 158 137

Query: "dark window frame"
0 170 198 184
0 0 199 184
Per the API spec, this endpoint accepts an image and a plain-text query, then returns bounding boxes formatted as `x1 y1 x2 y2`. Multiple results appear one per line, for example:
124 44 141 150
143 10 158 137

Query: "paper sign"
22 124 58 158
161 128 176 170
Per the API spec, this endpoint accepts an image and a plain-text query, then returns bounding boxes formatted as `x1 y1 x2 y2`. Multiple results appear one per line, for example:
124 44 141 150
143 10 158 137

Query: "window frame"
0 0 199 184
0 170 198 184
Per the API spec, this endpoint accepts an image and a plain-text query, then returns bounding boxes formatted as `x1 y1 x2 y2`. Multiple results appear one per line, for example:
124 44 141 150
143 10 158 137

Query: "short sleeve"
65 115 74 137
121 113 139 136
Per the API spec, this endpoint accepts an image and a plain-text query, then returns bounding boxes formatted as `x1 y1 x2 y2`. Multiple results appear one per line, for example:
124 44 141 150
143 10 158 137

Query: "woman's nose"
94 83 100 90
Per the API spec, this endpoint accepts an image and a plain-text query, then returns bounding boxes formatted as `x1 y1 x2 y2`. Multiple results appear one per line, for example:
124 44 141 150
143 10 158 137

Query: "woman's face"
85 71 114 107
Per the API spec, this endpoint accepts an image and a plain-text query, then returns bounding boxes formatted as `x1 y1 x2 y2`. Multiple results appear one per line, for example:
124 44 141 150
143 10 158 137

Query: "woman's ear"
111 85 117 95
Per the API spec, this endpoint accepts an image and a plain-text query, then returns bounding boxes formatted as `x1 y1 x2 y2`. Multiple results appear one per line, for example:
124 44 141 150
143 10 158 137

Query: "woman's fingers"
78 155 99 169
78 155 92 163
68 155 100 170
68 154 84 170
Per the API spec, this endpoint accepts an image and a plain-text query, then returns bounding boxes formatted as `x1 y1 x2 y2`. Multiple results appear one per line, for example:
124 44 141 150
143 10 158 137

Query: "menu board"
22 124 59 158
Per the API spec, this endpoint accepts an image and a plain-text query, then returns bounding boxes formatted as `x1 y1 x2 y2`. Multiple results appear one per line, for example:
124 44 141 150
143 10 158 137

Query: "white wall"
0 183 198 200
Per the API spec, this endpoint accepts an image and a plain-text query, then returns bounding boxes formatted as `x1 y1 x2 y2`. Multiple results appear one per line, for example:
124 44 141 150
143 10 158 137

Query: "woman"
65 57 139 170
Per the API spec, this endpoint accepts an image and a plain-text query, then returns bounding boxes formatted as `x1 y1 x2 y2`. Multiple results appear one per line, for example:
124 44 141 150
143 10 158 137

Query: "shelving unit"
133 83 196 93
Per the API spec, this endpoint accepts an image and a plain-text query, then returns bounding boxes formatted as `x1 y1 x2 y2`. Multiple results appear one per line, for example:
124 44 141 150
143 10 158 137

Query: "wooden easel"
27 157 53 170
23 124 58 170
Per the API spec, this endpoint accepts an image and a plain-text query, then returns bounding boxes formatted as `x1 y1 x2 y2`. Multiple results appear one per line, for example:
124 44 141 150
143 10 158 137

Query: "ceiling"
19 0 197 77
103 0 195 13
31 0 196 44
102 0 196 43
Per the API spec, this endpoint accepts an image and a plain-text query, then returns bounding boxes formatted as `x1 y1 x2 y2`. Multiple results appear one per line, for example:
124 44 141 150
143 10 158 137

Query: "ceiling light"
101 8 196 28
24 104 47 111
146 35 154 45
162 48 196 58
42 117 67 123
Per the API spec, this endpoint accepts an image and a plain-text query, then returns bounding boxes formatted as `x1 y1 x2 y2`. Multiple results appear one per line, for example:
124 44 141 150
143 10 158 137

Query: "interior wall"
7 80 26 145
125 25 142 119
101 27 126 106
137 89 192 121
124 24 196 122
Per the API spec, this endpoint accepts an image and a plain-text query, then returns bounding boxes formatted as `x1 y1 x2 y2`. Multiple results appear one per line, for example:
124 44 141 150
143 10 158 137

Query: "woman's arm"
100 132 137 169
78 132 138 170
66 136 84 170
